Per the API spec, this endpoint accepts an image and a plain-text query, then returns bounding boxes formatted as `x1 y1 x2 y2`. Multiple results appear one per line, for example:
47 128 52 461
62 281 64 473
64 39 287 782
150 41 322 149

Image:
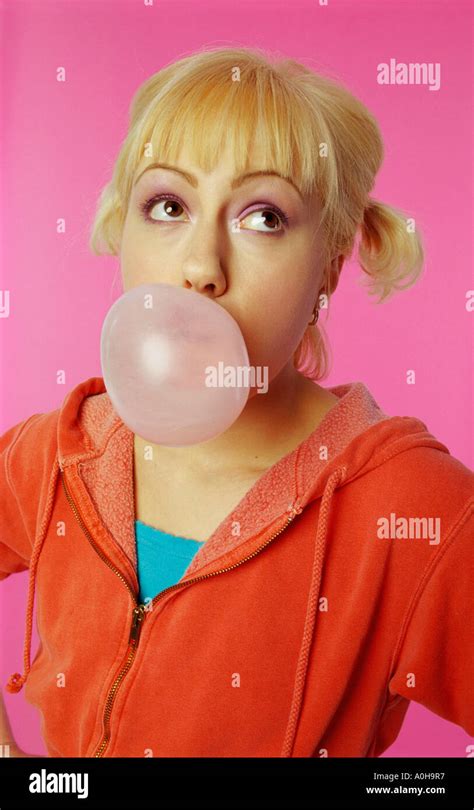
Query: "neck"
134 361 338 476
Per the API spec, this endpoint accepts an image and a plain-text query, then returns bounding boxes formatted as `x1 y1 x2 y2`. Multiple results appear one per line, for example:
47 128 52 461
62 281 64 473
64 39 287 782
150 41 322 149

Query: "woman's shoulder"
368 439 473 537
0 410 58 468
0 377 110 484
386 439 473 487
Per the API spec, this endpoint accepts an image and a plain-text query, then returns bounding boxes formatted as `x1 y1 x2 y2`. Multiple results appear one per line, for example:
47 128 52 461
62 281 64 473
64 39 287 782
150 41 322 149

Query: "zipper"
60 467 302 758
60 468 137 602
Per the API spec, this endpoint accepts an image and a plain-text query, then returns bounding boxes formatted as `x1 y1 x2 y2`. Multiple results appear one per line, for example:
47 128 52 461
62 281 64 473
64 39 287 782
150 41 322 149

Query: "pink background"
0 0 472 757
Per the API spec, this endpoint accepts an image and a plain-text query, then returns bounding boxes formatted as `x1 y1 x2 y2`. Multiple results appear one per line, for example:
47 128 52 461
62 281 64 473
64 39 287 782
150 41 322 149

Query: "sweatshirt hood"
7 376 450 757
53 375 449 576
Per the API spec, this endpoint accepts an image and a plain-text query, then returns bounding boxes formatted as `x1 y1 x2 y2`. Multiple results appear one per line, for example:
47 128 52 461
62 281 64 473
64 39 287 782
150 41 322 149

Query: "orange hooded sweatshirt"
1 376 473 758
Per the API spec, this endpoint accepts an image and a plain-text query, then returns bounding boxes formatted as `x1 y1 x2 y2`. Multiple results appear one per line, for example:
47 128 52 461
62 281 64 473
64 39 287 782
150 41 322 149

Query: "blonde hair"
89 46 424 380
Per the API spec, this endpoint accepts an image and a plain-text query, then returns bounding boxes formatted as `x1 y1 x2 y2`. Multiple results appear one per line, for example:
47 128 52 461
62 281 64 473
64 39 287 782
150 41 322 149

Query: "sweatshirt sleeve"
387 497 474 736
0 416 39 580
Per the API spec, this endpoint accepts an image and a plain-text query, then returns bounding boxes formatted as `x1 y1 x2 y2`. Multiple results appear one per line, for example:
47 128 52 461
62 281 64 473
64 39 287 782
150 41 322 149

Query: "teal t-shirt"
135 519 205 604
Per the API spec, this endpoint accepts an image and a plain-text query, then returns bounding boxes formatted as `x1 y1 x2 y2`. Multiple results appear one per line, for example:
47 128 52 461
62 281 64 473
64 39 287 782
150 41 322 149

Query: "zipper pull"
129 605 146 645
288 500 303 519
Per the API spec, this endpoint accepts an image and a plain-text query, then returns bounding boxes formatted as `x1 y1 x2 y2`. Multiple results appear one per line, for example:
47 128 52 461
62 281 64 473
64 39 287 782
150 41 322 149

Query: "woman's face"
120 140 328 386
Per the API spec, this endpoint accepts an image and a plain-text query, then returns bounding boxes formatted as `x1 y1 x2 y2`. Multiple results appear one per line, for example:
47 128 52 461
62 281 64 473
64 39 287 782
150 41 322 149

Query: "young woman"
1 46 472 758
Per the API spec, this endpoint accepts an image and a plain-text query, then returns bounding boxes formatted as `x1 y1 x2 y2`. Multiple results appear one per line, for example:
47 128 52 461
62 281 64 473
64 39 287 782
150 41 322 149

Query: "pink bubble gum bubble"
100 283 250 447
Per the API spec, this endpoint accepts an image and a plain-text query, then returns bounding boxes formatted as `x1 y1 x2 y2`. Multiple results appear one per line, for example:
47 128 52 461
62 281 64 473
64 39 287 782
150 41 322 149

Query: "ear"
326 254 344 296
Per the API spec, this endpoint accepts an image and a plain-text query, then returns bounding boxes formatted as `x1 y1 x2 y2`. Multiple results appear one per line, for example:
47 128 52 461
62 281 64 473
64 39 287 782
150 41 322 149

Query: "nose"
180 217 227 298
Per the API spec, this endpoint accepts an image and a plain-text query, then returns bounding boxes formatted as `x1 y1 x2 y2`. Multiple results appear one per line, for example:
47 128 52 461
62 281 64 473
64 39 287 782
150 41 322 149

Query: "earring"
308 305 319 326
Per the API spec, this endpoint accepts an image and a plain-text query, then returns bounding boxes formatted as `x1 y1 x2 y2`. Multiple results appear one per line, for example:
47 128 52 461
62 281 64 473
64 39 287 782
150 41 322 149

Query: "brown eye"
150 199 184 220
239 208 285 232
141 195 188 222
161 200 183 218
260 211 280 229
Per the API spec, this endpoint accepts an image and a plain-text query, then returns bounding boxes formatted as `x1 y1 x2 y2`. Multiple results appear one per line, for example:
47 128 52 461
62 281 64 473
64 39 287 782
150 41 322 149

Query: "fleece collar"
54 375 435 577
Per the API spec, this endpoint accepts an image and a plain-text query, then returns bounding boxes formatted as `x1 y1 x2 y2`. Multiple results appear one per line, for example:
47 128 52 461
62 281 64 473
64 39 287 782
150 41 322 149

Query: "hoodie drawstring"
280 466 346 757
5 462 60 694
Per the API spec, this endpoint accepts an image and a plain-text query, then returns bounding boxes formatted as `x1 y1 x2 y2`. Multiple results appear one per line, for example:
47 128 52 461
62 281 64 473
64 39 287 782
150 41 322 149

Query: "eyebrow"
133 162 303 201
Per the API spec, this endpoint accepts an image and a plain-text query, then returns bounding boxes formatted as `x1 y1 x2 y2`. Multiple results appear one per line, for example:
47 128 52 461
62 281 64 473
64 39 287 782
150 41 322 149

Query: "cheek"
120 219 155 288
236 284 311 373
119 218 136 281
245 260 315 333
